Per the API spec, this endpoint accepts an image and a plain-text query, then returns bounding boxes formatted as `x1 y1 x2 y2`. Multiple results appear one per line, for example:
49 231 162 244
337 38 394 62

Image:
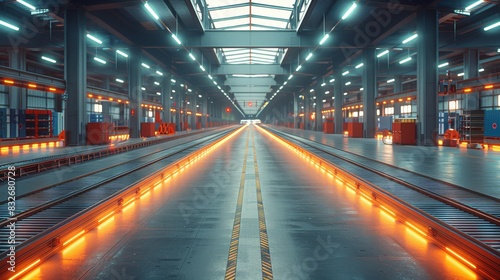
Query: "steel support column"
128 47 142 138
64 7 87 146
362 48 376 138
334 72 343 134
417 8 439 146
464 49 480 110
162 74 172 123
8 49 26 110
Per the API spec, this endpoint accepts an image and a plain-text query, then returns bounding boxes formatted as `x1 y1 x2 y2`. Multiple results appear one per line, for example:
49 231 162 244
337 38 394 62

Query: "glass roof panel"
251 6 290 19
210 7 249 20
214 18 248 29
251 18 288 29
207 0 247 9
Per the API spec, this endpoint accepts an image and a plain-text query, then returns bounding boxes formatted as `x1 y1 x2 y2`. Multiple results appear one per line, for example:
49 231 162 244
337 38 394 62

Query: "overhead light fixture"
355 63 364 69
377 50 389 57
345 81 351 85
458 72 464 77
288 75 293 80
116 78 124 83
465 0 484 11
342 71 349 76
284 81 288 85
116 50 128 57
156 92 161 95
343 92 348 95
141 63 150 69
325 91 330 94
402 33 418 44
41 56 56 63
305 53 313 61
171 79 176 83
296 65 302 71
342 2 358 20
141 87 146 90
208 75 213 80
200 65 206 71
94 57 106 64
387 79 395 83
172 34 182 45
484 21 500 31
156 70 163 76
360 87 364 91
438 62 449 68
498 48 500 52
399 57 412 64
0 19 20 31
189 53 196 60
479 68 484 72
86 34 102 44
144 2 160 20
310 89 314 92
17 0 36 10
319 34 329 45
213 80 217 85
321 82 326 87
154 81 160 85
330 78 335 83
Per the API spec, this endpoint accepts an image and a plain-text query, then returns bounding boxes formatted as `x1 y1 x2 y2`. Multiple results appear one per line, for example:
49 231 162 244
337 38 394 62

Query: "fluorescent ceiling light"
310 89 314 92
86 34 102 44
319 34 329 45
296 65 302 71
189 53 196 60
387 79 395 83
156 92 161 95
172 34 182 45
342 71 349 76
208 75 213 80
188 88 192 92
171 79 176 83
325 91 330 94
343 92 348 95
144 2 159 20
283 81 288 85
288 75 293 80
321 82 326 87
330 78 335 83
200 65 206 71
17 0 36 10
0 20 19 31
199 95 202 98
141 63 150 68
399 57 412 64
458 72 464 76
345 81 351 85
116 78 124 83
438 62 449 68
305 53 313 61
142 87 146 90
498 48 500 52
342 2 358 20
94 57 106 64
154 81 160 85
479 68 484 72
355 63 364 69
465 0 483 11
484 21 500 31
377 50 389 57
402 33 418 44
116 50 128 57
41 56 56 63
213 80 217 85
360 88 364 91
156 70 163 76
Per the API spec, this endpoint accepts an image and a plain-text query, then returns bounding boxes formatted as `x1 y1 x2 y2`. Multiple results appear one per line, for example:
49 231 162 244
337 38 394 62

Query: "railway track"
261 125 500 279
0 127 241 279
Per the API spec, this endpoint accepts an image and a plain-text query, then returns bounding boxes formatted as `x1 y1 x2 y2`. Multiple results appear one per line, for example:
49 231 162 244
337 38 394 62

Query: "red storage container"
141 122 156 137
347 122 363 138
86 122 113 145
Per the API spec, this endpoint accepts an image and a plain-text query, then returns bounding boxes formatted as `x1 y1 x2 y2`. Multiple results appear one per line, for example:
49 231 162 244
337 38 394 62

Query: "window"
401 105 412 114
384 107 394 115
93 103 103 113
449 100 457 111
352 111 358 117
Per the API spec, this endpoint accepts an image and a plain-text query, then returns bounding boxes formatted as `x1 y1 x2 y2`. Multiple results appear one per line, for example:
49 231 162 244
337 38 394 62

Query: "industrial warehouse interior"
0 0 499 279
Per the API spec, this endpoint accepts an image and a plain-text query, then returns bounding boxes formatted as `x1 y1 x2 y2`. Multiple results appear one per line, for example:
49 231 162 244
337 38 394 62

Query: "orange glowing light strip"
98 211 115 223
123 197 136 207
49 87 56 91
379 205 395 216
4 79 14 84
484 85 493 89
464 88 472 93
445 247 477 269
28 83 37 88
63 229 85 246
88 94 93 97
359 192 372 201
405 221 427 236
8 259 41 280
